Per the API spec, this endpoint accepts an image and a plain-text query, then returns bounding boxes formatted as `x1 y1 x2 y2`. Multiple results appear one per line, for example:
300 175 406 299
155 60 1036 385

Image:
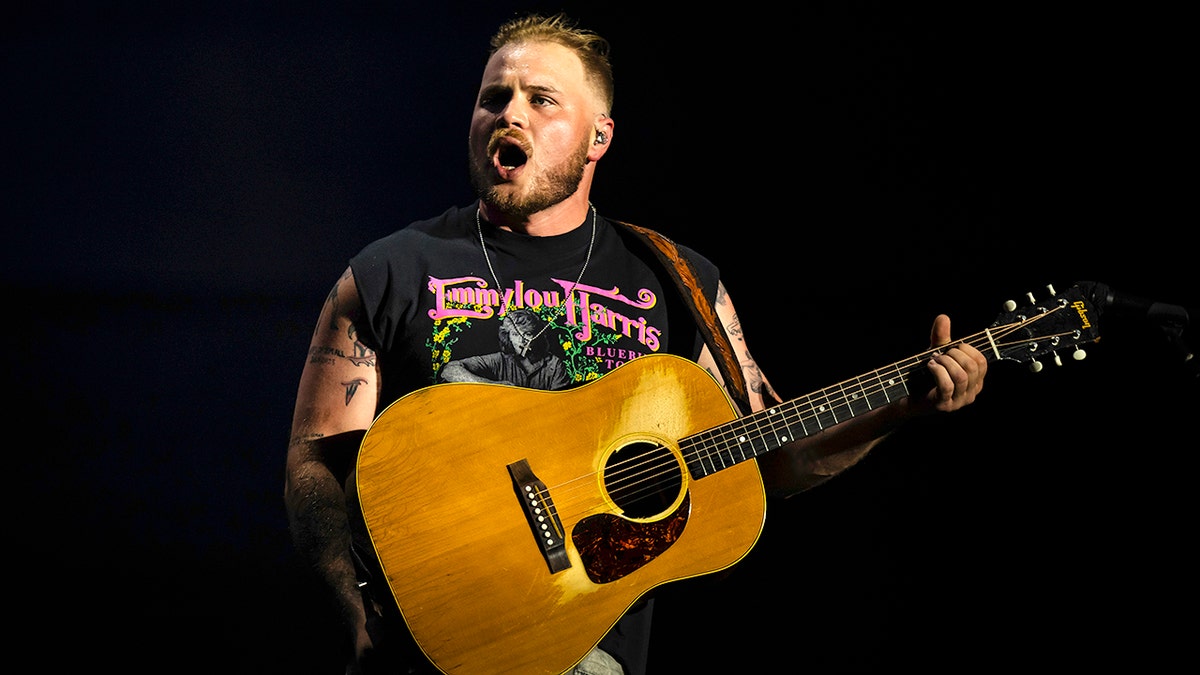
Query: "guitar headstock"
987 283 1103 371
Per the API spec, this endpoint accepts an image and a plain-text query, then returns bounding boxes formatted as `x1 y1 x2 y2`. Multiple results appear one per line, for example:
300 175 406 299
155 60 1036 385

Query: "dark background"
5 2 1196 672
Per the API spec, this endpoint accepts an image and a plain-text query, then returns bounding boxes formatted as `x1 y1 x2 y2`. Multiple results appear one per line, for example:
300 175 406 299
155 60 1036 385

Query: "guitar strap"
612 220 753 416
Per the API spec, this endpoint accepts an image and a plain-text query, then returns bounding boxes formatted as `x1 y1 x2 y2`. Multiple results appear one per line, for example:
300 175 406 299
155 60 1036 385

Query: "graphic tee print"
350 205 716 408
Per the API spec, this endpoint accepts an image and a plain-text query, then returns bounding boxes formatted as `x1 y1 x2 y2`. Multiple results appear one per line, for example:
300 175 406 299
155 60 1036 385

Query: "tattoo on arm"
715 281 780 403
715 283 745 342
289 431 325 447
307 344 375 366
727 313 744 340
325 282 340 332
349 338 376 367
744 362 772 393
324 269 357 332
308 346 334 365
342 378 368 406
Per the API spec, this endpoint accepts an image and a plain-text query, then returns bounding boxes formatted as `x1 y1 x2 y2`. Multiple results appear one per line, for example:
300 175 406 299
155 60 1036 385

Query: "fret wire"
682 358 923 479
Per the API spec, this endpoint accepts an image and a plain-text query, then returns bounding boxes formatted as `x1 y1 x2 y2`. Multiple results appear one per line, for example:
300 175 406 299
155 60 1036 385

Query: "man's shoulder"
604 216 719 279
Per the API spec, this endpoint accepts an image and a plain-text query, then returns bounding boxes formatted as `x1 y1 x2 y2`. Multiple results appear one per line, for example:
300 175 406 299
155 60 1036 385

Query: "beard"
469 133 591 220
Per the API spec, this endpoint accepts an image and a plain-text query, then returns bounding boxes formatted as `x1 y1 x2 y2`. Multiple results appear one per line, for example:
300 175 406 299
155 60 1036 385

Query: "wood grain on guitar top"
356 354 767 675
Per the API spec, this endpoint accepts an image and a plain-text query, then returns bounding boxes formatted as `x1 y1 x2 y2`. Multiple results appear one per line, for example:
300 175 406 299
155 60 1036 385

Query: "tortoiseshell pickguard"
572 493 691 584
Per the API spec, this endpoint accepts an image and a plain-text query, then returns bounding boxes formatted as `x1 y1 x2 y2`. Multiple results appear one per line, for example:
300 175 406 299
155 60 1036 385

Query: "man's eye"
479 92 509 111
531 95 554 106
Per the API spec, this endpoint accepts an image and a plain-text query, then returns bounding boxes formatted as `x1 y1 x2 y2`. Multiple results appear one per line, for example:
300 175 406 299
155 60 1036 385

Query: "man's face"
468 40 600 218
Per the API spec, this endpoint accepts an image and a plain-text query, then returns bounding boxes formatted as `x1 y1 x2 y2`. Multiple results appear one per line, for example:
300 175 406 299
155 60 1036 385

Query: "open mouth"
489 133 530 178
497 142 527 171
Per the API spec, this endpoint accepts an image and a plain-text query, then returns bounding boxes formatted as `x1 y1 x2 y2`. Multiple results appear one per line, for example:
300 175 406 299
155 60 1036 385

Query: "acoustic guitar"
356 283 1101 674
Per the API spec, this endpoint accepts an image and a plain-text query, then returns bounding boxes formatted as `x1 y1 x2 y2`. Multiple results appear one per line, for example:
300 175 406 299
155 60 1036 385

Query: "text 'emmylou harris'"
427 275 664 350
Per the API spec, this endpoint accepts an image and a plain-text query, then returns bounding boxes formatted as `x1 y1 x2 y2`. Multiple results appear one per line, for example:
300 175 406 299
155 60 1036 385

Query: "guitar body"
356 354 767 675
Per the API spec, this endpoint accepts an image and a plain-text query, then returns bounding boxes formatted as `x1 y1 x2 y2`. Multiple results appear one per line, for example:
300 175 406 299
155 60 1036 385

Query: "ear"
587 115 615 162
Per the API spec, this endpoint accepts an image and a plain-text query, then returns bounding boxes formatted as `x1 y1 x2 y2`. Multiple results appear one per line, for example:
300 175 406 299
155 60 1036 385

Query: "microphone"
1076 280 1190 327
1077 280 1196 379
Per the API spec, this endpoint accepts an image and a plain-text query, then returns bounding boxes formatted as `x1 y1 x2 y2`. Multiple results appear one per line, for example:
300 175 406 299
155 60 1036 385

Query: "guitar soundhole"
573 442 689 584
603 441 683 518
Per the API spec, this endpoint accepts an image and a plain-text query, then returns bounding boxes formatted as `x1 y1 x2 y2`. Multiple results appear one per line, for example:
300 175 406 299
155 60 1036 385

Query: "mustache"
485 128 532 157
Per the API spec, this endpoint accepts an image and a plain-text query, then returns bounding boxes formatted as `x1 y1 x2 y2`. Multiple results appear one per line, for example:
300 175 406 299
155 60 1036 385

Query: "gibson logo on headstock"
1071 300 1092 329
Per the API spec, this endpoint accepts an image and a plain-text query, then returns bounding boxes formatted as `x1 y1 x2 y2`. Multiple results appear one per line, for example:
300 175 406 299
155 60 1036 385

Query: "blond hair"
490 12 614 113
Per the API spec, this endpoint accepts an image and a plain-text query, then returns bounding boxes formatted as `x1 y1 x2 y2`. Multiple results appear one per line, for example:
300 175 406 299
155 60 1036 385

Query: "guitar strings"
547 312 1046 515
542 305 1082 519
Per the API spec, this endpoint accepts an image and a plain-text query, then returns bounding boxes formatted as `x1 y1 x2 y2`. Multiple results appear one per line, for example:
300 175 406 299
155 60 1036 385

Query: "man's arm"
696 281 987 498
284 267 380 663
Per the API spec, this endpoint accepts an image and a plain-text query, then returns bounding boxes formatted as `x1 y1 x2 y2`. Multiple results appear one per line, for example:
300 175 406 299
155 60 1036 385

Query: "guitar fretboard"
682 359 920 479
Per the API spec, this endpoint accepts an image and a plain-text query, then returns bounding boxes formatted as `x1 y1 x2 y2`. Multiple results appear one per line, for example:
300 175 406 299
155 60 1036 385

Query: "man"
284 12 987 675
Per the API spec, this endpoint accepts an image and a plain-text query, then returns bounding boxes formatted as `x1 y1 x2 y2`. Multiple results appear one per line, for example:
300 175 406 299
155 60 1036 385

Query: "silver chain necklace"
475 203 597 355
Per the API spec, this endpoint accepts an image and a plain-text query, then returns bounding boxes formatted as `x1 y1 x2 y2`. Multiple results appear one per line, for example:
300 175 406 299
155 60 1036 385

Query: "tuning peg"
1026 291 1037 305
1047 284 1057 296
1004 299 1017 312
1073 347 1087 361
1029 358 1043 373
1053 352 1063 367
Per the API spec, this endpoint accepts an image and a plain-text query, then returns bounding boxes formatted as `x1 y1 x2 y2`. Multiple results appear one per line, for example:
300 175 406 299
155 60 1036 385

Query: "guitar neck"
682 355 923 479
683 284 1102 479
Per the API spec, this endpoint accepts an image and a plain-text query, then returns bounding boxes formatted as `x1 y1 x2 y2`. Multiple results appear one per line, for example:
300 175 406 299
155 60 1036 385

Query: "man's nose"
496 97 529 130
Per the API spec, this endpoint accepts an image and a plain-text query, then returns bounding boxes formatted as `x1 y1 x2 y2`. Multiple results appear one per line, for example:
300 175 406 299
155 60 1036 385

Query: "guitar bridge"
508 458 571 574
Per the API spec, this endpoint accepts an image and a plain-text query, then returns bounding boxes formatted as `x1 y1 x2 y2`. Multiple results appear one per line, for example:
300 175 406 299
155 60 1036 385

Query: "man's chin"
480 184 536 211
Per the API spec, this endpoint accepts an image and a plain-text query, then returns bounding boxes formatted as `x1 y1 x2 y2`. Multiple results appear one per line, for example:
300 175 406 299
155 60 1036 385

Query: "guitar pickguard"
573 492 690 584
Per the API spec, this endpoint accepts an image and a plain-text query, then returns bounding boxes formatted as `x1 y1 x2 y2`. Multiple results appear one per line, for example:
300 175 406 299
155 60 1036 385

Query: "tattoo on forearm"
745 364 768 396
742 357 781 401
